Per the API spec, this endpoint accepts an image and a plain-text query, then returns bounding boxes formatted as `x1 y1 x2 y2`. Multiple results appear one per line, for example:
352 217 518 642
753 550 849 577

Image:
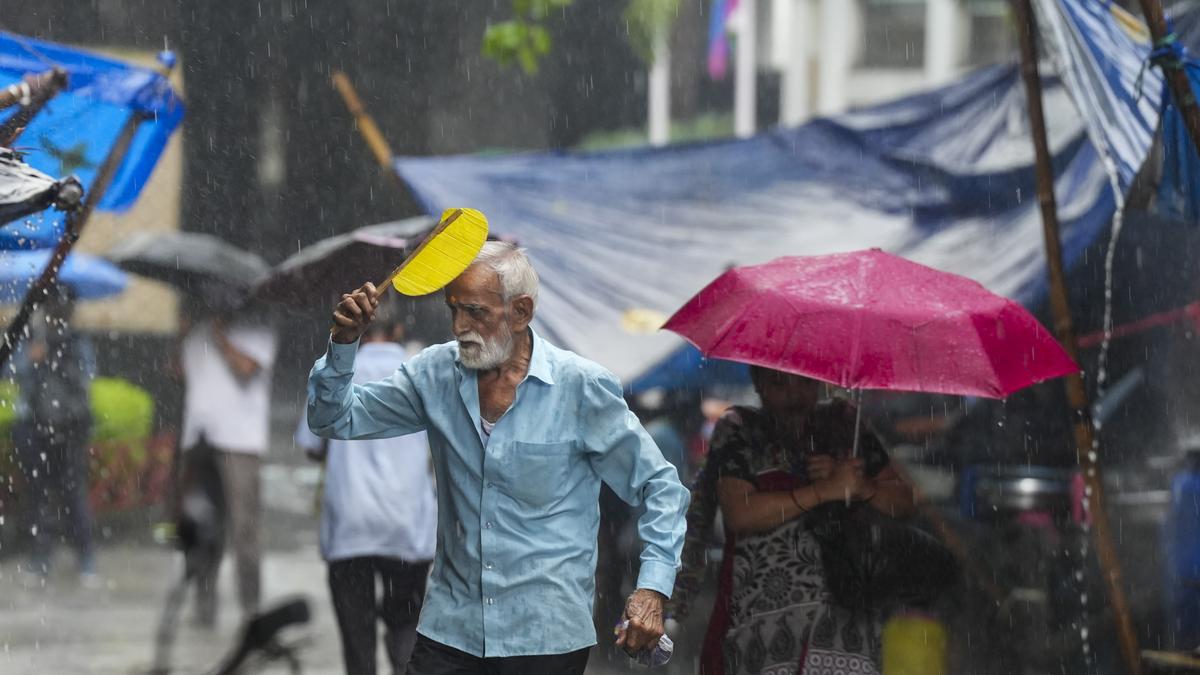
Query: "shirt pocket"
502 440 575 507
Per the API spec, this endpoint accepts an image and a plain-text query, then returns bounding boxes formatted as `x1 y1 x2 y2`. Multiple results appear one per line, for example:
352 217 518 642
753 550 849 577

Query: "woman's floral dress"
713 402 890 675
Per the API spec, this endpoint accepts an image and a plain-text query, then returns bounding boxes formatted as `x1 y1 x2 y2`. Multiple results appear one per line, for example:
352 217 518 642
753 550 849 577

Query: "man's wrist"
634 561 676 598
634 587 667 601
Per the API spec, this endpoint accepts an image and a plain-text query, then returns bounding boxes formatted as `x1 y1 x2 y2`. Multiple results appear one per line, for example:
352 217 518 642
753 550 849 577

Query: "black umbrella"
0 147 82 226
105 231 268 310
254 216 436 307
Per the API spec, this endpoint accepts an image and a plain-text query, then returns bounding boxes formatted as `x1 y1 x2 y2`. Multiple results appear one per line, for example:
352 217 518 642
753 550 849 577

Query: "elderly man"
307 241 689 674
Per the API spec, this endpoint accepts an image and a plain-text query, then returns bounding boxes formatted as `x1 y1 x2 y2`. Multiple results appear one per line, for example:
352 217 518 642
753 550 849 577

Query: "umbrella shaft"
851 388 863 459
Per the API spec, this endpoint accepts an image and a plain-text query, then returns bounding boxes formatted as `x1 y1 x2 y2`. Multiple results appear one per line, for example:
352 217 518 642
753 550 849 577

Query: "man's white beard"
457 330 514 370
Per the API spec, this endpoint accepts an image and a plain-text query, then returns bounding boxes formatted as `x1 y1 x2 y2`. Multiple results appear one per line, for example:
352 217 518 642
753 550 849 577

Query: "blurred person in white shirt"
296 306 436 675
179 310 277 627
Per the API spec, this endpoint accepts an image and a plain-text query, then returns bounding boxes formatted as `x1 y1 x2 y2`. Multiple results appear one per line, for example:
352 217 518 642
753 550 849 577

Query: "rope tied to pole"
1135 13 1189 100
1136 34 1188 100
1150 32 1187 70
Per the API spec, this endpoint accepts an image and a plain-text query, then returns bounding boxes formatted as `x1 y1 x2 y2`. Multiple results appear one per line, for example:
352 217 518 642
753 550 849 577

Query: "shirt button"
487 598 495 605
486 482 495 488
485 562 493 570
485 522 494 529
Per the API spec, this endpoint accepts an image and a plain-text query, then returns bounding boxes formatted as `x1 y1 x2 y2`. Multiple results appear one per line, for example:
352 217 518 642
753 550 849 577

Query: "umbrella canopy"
254 216 436 307
0 249 127 302
105 231 267 309
662 249 1078 399
0 147 82 227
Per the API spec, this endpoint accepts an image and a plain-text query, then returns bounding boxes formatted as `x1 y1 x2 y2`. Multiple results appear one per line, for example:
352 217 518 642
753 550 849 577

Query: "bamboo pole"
1137 0 1200 160
0 68 66 112
0 109 145 371
1011 2 1142 673
0 68 68 145
331 70 408 192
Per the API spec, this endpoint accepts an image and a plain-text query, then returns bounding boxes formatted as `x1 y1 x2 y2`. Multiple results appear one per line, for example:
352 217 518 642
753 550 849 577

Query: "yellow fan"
379 207 489 296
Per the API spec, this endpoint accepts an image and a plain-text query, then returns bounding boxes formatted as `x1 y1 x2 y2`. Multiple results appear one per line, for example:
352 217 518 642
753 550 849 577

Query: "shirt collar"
525 328 554 385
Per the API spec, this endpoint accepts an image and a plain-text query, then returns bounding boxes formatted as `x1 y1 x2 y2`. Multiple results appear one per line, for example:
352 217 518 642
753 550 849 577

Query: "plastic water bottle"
1164 450 1200 649
615 620 674 667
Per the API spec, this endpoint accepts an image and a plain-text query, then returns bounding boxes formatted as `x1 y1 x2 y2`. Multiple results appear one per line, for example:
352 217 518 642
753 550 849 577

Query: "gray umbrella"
0 147 82 225
254 216 436 307
105 231 268 309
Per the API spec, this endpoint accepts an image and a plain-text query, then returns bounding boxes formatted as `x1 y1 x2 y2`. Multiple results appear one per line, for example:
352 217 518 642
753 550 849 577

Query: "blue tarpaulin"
396 66 1114 391
395 65 1113 391
1159 64 1200 222
0 32 184 249
1035 0 1161 195
1038 0 1200 226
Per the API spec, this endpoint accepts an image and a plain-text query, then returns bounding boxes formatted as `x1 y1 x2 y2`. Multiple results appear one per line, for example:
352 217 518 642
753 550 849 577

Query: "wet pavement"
0 456 686 674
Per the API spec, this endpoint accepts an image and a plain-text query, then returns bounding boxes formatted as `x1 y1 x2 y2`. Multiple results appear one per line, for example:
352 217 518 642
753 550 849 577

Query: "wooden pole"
0 69 66 112
1137 0 1200 160
0 109 146 371
0 68 68 145
330 70 408 193
1011 2 1143 674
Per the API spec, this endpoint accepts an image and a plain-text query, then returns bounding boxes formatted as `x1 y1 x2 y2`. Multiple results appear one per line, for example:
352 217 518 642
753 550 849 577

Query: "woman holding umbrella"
663 250 1079 674
710 366 914 675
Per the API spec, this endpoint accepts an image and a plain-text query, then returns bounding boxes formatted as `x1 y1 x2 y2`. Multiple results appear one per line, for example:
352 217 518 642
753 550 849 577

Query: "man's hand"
212 318 262 380
331 283 379 344
616 588 666 654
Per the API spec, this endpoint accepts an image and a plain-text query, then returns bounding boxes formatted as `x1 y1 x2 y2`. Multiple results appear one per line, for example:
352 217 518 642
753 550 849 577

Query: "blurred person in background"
13 286 98 586
295 303 437 675
179 308 277 627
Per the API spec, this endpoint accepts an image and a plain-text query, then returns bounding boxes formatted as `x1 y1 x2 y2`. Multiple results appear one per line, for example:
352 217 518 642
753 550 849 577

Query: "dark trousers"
329 556 430 675
15 418 95 573
190 445 262 624
405 635 590 675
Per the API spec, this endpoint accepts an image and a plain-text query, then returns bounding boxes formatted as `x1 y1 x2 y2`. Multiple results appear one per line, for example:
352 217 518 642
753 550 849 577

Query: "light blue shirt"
295 342 437 563
307 329 689 657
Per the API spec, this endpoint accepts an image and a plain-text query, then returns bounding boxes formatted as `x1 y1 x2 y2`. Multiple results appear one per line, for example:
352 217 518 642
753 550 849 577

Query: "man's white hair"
471 240 539 307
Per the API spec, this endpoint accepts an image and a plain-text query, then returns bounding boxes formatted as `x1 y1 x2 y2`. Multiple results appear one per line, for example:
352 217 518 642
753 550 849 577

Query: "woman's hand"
815 458 869 503
806 454 835 482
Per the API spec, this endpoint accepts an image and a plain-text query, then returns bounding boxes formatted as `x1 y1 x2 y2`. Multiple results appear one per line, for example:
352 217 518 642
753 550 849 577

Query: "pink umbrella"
663 249 1078 400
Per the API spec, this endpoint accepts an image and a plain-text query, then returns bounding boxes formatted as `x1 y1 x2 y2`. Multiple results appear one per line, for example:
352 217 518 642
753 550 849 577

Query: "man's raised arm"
308 282 429 440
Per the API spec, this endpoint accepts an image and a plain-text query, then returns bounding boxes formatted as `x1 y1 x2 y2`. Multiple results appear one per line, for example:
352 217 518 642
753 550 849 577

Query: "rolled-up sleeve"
581 372 690 597
307 339 429 440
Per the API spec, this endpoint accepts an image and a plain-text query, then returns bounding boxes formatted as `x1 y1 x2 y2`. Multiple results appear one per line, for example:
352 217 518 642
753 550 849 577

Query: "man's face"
445 265 515 370
753 368 821 416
